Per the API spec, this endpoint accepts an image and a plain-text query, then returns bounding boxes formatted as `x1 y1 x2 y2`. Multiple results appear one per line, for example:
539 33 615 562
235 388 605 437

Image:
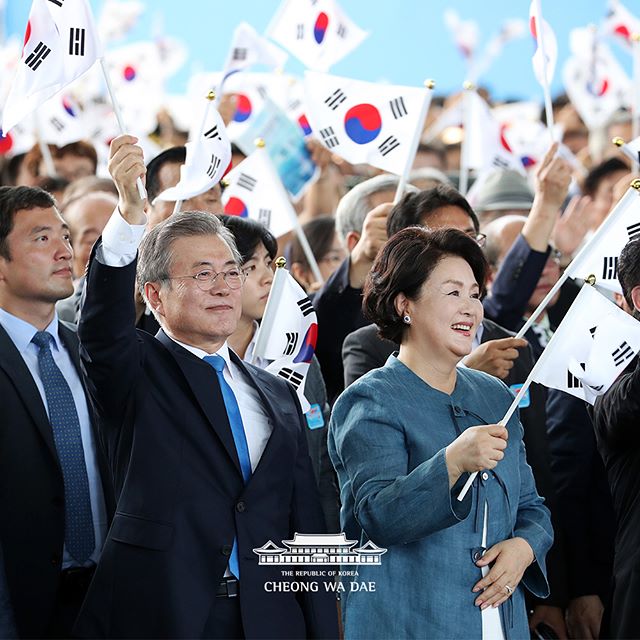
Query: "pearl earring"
403 314 411 325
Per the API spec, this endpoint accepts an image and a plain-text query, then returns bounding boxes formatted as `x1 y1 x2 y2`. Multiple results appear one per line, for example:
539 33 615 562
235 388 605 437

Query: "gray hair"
335 174 418 242
137 211 241 306
483 214 527 267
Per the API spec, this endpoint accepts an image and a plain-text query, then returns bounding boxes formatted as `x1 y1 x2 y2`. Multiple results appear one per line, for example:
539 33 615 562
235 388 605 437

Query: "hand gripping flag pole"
514 181 640 341
393 79 435 204
99 57 147 201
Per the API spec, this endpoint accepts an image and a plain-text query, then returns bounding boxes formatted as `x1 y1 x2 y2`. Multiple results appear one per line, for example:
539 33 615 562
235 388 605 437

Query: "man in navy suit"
75 135 337 639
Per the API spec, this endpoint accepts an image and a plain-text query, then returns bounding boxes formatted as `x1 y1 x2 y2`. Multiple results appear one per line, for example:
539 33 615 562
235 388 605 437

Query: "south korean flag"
303 71 432 175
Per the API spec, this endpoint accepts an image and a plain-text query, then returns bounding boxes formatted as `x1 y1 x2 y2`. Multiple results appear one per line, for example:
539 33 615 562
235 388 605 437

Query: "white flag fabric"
222 145 296 238
253 267 318 412
603 0 640 51
566 187 640 293
563 27 630 130
304 70 431 175
155 99 231 203
267 0 367 72
37 93 89 146
531 284 640 403
443 9 479 62
220 22 288 89
2 0 102 133
97 0 144 45
529 0 557 88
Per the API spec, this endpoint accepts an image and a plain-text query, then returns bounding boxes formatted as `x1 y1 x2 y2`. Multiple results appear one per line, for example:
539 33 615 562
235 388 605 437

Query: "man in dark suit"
0 186 114 638
75 135 337 639
592 238 640 639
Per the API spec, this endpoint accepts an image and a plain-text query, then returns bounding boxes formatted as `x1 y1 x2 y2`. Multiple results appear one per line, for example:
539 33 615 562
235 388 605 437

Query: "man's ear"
144 281 165 318
631 285 640 315
345 231 361 253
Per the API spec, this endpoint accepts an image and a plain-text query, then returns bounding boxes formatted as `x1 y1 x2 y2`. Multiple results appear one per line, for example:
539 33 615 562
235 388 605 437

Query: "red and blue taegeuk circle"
123 65 136 81
298 114 312 136
233 94 252 123
314 12 329 44
0 130 14 155
62 96 77 117
344 104 382 145
587 78 609 97
293 323 318 364
224 197 249 218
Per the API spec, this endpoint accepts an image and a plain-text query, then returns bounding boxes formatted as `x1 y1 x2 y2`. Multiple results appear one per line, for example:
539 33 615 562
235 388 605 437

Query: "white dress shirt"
0 309 107 569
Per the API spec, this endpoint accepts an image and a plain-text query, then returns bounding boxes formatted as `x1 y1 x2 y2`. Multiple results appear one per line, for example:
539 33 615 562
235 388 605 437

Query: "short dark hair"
363 227 488 344
24 141 98 177
145 146 186 203
290 216 337 268
0 186 56 260
583 157 628 198
387 185 479 237
619 238 640 313
219 215 277 265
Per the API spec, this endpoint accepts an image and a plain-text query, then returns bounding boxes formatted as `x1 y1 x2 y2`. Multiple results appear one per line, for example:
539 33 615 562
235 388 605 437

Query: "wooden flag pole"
99 58 147 201
393 79 435 204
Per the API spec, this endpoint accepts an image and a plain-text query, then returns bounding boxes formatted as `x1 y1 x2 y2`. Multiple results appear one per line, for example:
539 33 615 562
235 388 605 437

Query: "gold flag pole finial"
255 137 266 148
463 81 475 91
612 137 625 147
632 32 640 42
206 90 216 101
631 178 640 191
220 178 230 189
275 256 287 269
585 274 597 286
424 79 436 90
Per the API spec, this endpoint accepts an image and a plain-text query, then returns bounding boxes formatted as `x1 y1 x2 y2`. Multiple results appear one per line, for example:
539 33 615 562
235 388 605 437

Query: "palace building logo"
253 533 387 566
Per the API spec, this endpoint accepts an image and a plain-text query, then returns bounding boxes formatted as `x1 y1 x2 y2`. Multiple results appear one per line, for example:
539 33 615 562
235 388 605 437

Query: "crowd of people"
1 89 640 640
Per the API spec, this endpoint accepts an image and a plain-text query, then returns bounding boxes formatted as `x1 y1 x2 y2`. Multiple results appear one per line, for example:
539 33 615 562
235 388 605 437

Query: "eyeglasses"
469 232 487 248
166 268 246 291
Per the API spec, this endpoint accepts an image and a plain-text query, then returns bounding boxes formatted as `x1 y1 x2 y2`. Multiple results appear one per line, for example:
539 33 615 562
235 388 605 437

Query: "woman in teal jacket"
329 227 553 639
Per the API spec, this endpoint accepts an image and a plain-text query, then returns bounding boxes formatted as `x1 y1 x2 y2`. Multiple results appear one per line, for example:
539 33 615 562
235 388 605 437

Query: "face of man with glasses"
147 233 245 352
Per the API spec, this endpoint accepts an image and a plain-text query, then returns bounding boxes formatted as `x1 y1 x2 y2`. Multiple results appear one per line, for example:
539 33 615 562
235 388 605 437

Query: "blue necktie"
31 331 95 564
204 354 251 578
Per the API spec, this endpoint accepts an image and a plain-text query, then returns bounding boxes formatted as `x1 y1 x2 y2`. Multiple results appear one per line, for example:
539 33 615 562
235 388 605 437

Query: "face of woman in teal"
399 255 484 363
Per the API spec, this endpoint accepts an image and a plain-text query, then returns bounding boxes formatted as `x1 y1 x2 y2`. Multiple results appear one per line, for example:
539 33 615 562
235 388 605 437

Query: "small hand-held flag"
252 258 318 412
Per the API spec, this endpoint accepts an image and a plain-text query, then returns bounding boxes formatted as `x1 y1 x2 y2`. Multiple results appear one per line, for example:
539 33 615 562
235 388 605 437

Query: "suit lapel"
155 330 243 478
0 324 58 464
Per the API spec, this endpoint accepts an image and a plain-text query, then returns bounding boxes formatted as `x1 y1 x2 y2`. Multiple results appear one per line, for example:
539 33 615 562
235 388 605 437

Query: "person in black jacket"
592 238 640 639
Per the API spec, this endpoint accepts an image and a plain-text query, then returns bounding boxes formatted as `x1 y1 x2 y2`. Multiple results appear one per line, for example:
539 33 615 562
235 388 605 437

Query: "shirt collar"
0 308 61 353
170 337 235 378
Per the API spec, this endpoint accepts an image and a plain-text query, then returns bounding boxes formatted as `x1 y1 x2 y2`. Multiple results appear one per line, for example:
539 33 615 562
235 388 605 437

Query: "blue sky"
3 0 629 102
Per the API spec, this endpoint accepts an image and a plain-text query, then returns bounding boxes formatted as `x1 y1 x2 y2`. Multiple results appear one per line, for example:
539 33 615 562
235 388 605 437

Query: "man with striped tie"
74 135 337 639
0 185 114 638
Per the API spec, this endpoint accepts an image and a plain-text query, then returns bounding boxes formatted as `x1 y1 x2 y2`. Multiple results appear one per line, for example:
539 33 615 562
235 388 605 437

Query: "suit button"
481 472 489 481
222 544 233 556
236 501 246 513
52 496 63 507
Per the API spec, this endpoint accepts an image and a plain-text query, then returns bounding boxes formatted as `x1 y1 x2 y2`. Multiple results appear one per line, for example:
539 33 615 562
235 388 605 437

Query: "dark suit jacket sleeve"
78 241 142 429
547 390 615 600
0 545 16 639
483 234 550 331
285 382 340 639
342 325 394 388
312 257 367 403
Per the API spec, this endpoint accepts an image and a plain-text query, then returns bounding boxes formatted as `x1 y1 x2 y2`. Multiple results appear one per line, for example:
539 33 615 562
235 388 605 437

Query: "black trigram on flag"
567 362 586 389
492 156 511 170
324 88 347 111
25 42 51 71
297 297 314 317
602 256 618 280
389 96 408 119
612 341 634 367
258 209 271 228
589 326 597 339
284 332 299 356
627 222 640 242
378 136 400 156
204 125 221 140
69 28 86 56
319 126 340 149
50 117 65 132
256 85 268 99
296 24 305 39
206 155 221 180
237 173 257 191
277 367 305 390
288 98 302 111
337 23 347 38
232 47 247 61
48 0 65 6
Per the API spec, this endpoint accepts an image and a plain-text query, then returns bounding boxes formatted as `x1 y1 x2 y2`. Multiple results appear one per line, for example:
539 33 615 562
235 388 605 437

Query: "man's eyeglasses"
166 268 246 291
469 232 487 248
